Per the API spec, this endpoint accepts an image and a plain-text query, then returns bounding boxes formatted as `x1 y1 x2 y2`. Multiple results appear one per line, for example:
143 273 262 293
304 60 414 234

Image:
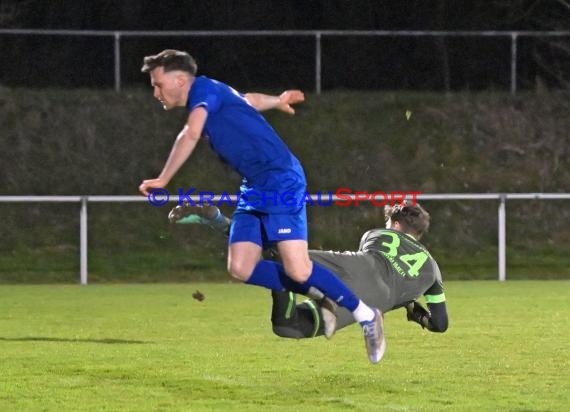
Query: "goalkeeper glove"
405 301 431 329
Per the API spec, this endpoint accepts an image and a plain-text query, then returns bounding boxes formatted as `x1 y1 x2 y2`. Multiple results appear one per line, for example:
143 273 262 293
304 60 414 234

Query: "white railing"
1 29 569 94
1 193 569 284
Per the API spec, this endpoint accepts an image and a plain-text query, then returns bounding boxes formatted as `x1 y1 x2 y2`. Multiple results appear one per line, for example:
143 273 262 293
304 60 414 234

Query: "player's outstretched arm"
139 110 207 196
244 90 305 114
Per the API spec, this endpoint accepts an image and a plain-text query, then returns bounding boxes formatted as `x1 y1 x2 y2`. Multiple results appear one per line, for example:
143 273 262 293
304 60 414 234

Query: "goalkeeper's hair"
384 203 430 239
141 49 198 75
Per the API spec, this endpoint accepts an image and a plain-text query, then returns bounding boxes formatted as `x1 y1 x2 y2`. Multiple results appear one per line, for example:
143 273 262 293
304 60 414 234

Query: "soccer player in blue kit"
138 49 385 363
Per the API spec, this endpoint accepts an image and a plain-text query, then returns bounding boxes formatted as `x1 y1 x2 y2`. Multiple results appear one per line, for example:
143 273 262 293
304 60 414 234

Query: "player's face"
149 67 187 110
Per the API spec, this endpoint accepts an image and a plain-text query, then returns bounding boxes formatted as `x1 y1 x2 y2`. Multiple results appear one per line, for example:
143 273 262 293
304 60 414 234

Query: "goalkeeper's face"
149 66 189 110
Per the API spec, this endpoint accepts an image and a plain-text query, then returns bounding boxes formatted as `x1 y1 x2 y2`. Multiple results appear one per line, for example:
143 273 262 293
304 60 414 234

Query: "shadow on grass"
0 336 151 344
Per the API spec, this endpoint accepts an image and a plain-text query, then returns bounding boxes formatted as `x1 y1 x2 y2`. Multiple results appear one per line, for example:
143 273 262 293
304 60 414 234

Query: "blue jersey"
188 76 306 213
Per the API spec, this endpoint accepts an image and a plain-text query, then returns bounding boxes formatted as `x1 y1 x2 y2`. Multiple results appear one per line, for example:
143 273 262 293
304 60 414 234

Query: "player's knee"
285 268 310 282
283 262 312 283
227 261 253 282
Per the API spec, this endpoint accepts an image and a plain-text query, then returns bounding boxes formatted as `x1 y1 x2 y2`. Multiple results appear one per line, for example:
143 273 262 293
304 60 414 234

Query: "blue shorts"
229 205 308 247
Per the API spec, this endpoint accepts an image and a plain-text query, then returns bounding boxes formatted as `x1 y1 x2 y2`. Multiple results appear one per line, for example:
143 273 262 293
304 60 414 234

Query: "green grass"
1 281 568 411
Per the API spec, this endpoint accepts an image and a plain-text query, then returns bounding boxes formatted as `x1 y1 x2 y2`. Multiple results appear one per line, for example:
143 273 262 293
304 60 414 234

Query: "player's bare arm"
139 107 207 196
245 90 305 114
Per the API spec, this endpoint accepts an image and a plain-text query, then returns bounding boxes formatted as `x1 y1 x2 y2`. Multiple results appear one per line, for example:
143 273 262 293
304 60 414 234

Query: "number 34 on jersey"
379 232 429 277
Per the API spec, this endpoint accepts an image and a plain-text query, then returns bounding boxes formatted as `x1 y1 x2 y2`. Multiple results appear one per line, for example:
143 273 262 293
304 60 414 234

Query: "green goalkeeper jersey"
308 228 445 329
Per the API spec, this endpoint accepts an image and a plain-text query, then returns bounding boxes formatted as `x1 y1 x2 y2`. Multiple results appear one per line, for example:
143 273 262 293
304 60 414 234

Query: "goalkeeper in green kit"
169 201 448 349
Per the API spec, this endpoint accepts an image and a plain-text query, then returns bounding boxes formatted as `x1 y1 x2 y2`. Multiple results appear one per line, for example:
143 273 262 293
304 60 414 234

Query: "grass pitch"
1 281 568 411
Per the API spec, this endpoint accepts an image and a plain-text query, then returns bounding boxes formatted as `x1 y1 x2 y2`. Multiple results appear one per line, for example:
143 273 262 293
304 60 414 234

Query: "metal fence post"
510 33 518 96
80 196 88 285
114 32 121 92
498 194 507 281
315 31 322 95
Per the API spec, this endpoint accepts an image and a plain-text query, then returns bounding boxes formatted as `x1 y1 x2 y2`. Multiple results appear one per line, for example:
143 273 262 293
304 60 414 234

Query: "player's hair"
384 203 430 239
141 49 198 75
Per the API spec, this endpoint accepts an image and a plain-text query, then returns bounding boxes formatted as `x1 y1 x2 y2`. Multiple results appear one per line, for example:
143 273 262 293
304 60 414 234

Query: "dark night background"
0 0 568 91
3 0 568 31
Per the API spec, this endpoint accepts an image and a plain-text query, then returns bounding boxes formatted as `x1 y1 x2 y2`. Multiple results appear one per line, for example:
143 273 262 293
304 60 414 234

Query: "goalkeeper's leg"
270 291 325 339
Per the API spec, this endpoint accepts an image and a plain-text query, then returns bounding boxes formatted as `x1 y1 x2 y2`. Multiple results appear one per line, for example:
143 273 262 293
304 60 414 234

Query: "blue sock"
304 262 360 311
246 260 359 311
246 260 309 295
